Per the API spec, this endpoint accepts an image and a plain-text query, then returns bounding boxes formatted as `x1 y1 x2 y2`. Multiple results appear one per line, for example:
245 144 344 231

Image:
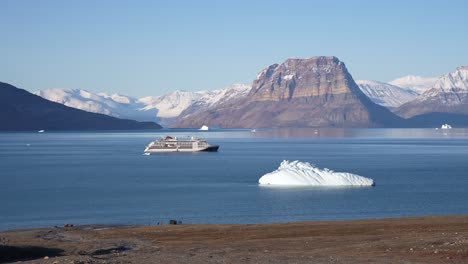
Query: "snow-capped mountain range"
34 84 251 126
34 64 468 127
395 66 468 118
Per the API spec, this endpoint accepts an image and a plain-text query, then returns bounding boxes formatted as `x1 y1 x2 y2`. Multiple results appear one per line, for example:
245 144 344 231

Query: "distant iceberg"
259 160 374 186
440 124 452 129
199 125 209 131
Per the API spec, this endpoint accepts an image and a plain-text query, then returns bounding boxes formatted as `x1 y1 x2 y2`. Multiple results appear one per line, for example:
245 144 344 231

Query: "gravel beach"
1 215 468 264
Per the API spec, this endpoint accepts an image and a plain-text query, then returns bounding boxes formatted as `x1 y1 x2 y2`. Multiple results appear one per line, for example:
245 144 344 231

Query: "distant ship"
144 136 219 153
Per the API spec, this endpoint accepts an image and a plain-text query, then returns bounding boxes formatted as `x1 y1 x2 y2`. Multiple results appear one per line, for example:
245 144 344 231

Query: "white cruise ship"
144 136 219 153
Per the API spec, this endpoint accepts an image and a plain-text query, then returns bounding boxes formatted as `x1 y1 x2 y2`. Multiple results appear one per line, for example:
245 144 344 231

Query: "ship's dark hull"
201 145 219 152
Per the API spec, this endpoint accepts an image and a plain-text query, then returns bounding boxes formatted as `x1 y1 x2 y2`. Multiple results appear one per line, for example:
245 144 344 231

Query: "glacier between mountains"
259 160 374 186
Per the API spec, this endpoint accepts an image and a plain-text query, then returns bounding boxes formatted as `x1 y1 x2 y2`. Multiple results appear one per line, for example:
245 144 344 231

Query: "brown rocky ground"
1 215 468 264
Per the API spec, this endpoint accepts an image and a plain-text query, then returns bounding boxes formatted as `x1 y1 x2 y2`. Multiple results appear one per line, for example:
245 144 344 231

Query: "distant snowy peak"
142 83 251 119
199 83 251 107
139 90 206 119
420 65 468 101
394 65 468 118
36 88 137 106
356 80 418 108
35 88 115 116
432 66 468 92
34 88 156 121
389 75 437 94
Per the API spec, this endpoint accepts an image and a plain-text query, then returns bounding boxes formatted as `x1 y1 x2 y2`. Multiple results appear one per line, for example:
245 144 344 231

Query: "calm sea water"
1 128 468 230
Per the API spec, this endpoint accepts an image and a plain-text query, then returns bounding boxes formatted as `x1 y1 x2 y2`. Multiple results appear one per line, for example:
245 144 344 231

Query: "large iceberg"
259 160 374 186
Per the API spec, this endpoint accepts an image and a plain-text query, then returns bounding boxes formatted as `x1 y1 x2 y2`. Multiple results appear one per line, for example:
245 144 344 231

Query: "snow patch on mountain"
283 74 294 80
389 75 437 94
356 80 418 108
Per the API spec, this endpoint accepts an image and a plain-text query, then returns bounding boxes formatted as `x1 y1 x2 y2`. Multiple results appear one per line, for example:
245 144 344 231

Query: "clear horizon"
1 0 467 97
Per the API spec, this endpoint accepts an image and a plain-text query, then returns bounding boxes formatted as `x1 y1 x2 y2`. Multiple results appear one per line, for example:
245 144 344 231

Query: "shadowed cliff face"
175 56 404 128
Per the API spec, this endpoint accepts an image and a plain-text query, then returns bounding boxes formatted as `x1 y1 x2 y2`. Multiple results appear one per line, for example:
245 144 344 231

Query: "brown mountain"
175 56 403 128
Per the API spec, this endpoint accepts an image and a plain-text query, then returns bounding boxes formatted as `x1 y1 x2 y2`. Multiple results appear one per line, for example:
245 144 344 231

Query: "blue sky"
1 0 467 96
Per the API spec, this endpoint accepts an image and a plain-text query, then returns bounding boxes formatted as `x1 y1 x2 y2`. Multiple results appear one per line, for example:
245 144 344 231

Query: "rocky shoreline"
1 215 468 263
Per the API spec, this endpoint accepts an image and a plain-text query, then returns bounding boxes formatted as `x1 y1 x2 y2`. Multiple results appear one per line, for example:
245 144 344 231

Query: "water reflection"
249 128 468 139
3 128 468 140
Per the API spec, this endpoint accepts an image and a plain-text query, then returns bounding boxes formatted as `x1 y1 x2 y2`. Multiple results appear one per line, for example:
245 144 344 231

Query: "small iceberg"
199 125 209 131
38 130 45 133
259 160 374 186
440 124 452 129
